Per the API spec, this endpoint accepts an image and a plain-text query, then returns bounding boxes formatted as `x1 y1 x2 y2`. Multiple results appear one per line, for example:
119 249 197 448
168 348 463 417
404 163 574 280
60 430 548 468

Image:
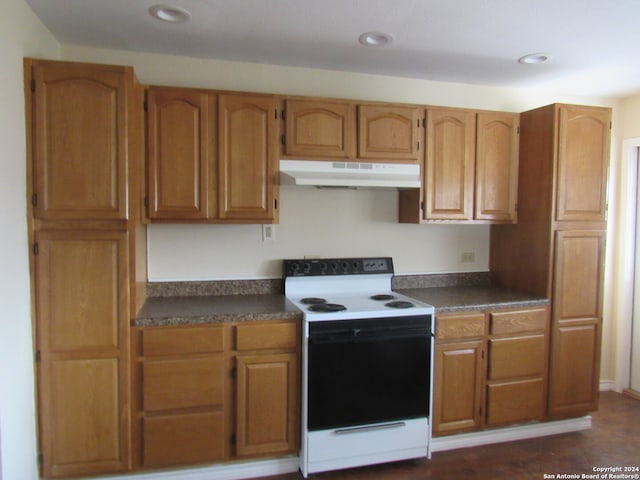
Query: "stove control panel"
284 257 394 276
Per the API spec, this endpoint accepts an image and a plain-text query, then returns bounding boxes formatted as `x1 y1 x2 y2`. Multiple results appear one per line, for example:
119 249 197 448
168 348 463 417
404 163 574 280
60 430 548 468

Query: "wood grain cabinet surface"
32 61 131 220
490 103 610 420
133 320 299 470
357 105 422 161
400 109 519 224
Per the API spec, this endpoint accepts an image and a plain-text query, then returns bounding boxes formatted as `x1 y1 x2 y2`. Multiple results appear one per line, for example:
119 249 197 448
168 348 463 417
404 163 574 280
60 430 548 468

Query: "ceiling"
25 0 640 98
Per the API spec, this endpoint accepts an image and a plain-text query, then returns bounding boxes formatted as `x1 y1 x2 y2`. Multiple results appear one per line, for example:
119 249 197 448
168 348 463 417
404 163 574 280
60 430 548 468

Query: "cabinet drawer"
436 312 486 340
236 322 297 351
142 325 224 356
143 357 224 411
490 308 548 335
142 411 225 467
488 334 546 380
486 378 544 426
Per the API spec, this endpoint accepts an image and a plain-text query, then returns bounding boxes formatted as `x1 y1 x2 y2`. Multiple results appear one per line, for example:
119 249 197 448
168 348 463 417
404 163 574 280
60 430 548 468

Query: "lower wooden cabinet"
133 319 300 470
433 305 550 436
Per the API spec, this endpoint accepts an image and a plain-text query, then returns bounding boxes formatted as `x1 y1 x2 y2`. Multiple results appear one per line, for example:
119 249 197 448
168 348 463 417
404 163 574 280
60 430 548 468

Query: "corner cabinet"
400 109 519 223
491 103 611 419
133 320 299 470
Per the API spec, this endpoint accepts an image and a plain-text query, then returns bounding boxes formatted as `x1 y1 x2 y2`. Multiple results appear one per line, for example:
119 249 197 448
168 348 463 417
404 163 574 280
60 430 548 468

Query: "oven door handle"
309 327 430 344
333 421 407 435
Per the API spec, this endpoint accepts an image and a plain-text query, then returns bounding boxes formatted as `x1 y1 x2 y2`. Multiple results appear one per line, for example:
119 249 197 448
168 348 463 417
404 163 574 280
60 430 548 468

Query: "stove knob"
303 262 311 273
289 263 300 275
319 262 328 273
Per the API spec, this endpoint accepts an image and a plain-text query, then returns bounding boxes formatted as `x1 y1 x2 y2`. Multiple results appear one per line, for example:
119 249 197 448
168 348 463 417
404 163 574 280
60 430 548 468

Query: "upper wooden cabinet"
424 108 476 220
475 112 520 222
147 87 214 219
218 94 279 221
556 105 611 222
283 99 356 159
145 89 278 223
400 109 518 223
31 61 131 220
357 105 422 161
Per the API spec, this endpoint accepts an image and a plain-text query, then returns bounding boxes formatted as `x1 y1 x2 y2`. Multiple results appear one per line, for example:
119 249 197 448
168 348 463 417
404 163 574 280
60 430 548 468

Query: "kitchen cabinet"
424 108 476 220
433 305 550 436
26 58 146 479
475 112 519 222
357 105 423 161
34 229 131 478
433 312 486 435
133 319 299 470
147 87 215 219
486 307 549 426
283 99 356 159
218 94 279 222
136 325 227 468
234 321 299 457
490 103 610 419
31 60 130 220
399 109 518 223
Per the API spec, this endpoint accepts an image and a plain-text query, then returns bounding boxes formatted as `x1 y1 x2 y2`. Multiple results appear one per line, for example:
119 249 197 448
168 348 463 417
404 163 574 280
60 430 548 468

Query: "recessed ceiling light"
518 53 551 64
149 5 191 23
358 32 393 47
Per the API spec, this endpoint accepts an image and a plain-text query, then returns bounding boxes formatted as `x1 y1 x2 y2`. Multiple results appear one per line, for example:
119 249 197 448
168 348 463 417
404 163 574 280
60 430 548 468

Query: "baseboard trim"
430 416 592 453
600 379 616 391
92 456 300 480
623 389 640 401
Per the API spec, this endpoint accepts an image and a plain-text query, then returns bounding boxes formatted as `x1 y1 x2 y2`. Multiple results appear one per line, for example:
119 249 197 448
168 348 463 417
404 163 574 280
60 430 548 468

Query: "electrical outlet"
461 252 475 263
262 224 276 242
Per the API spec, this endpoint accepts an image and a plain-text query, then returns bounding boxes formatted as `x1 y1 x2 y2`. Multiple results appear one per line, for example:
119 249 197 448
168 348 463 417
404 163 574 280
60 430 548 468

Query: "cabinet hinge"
420 201 424 211
33 243 39 255
144 196 149 208
422 118 426 128
30 78 36 92
610 121 612 130
281 134 286 145
230 434 236 445
274 198 278 210
32 193 37 206
417 141 420 151
37 453 43 469
481 349 485 359
281 110 286 120
479 407 483 417
274 109 278 120
35 350 41 362
143 100 148 112
231 367 237 379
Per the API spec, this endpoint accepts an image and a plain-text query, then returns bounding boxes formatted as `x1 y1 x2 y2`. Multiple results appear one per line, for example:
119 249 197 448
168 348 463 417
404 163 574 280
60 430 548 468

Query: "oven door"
307 315 431 431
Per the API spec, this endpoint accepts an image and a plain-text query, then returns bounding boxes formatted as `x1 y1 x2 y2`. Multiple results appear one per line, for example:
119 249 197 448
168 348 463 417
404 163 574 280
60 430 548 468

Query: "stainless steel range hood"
280 160 421 189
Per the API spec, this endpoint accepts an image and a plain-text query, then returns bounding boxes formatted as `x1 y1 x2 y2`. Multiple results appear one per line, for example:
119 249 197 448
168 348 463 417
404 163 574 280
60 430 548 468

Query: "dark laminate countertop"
134 294 302 327
397 286 549 313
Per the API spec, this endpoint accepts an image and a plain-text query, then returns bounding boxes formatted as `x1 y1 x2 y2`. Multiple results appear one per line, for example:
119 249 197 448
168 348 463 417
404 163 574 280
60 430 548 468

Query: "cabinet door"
475 112 519 222
556 105 611 222
35 229 130 477
548 230 604 417
32 61 130 220
433 341 485 435
425 108 476 220
219 94 277 221
358 105 422 161
235 353 298 457
284 99 356 159
147 87 213 219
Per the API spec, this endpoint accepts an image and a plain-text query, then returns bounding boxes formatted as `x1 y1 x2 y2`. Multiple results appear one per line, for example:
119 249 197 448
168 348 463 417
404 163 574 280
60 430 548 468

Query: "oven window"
307 320 430 431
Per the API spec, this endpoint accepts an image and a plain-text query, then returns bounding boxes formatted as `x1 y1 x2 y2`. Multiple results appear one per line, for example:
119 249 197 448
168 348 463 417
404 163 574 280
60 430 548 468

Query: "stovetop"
284 257 434 321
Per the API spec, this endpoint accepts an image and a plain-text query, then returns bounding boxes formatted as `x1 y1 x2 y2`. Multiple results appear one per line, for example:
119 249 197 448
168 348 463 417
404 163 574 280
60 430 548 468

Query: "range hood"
280 160 421 189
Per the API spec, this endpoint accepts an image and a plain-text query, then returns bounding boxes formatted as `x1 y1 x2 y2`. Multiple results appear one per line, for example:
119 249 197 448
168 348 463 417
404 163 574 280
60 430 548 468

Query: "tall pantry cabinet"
26 59 147 478
490 104 610 418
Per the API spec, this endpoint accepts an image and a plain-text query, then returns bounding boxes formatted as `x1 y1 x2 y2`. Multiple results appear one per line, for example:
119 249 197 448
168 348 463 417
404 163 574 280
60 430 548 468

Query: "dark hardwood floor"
262 392 640 480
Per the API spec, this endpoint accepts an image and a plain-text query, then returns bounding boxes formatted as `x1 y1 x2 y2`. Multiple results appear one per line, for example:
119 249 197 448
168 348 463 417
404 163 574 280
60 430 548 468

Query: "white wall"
0 1 60 479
